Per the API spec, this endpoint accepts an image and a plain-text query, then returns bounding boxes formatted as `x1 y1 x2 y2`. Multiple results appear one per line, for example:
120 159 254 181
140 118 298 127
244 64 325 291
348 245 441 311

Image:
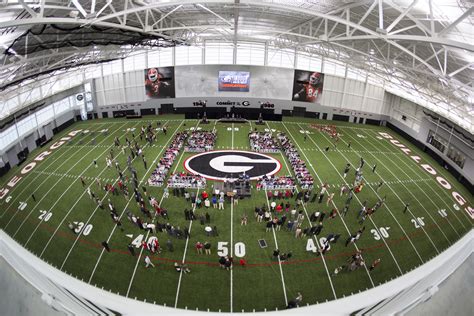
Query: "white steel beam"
448 63 474 77
378 0 384 30
438 7 474 36
349 0 378 36
386 0 419 33
151 5 182 28
196 4 233 27
17 0 37 18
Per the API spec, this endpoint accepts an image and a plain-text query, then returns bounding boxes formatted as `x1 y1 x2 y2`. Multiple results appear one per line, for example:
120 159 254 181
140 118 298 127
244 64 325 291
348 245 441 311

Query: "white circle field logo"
184 150 282 181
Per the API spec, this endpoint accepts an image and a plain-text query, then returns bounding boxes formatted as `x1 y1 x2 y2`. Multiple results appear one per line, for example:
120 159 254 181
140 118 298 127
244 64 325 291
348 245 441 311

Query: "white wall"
385 92 473 184
95 64 386 115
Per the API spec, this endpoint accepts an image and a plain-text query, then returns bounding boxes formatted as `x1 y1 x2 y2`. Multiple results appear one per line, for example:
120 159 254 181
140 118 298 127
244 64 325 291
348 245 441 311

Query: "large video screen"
292 70 324 103
218 71 250 92
145 67 175 98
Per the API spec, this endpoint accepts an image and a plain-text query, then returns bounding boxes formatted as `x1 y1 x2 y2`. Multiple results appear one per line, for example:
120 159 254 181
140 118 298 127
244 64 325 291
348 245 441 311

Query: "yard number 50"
217 241 246 258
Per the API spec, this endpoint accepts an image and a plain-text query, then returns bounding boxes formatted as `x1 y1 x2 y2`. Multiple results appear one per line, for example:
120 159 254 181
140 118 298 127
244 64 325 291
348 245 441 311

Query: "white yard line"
363 128 470 231
9 122 124 238
174 119 212 308
341 129 453 245
300 123 428 262
58 121 157 269
30 122 136 252
88 121 184 284
263 189 289 306
351 129 462 238
230 120 234 312
267 122 339 297
125 121 188 298
284 122 404 275
173 188 200 308
2 123 108 222
231 123 234 149
0 126 102 217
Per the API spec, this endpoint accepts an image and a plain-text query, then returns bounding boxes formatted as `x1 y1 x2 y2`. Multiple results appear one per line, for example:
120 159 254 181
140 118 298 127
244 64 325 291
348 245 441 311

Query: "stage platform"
217 118 249 124
213 179 251 197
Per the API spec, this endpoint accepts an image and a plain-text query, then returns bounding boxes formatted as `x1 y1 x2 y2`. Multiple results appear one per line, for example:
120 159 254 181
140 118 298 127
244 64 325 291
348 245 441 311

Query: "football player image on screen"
144 67 175 98
292 70 324 103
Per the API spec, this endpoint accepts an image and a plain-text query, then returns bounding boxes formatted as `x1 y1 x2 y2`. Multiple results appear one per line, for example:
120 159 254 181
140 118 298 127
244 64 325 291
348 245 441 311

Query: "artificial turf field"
0 114 472 312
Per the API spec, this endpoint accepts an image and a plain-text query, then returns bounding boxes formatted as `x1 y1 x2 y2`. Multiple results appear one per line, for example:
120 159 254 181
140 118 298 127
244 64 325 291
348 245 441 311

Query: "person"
93 159 97 168
101 241 110 252
266 220 273 232
174 262 191 273
67 222 79 233
403 203 410 214
219 256 227 268
218 196 224 210
347 142 351 148
211 195 217 208
272 249 280 260
241 214 248 226
204 241 211 255
167 239 174 252
287 292 302 309
326 192 334 206
376 180 384 192
372 164 377 173
80 176 86 187
144 255 155 268
196 241 204 254
127 243 135 256
370 258 381 271
332 266 344 276
343 164 350 178
31 194 36 202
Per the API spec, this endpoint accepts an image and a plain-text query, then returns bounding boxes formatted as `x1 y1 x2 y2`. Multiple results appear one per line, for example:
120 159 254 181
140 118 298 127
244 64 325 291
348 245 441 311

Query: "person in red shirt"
201 191 208 200
275 204 283 213
195 241 204 254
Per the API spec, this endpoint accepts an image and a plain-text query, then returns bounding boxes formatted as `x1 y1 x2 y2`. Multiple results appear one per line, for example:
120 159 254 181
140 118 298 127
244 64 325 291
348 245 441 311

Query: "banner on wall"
291 70 324 103
218 71 250 92
76 93 87 121
145 67 175 98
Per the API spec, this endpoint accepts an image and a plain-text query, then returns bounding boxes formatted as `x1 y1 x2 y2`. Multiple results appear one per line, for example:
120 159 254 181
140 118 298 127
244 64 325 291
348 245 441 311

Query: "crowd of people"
167 172 206 189
184 130 216 152
248 131 280 153
148 131 188 187
256 175 296 190
310 124 340 140
277 133 314 189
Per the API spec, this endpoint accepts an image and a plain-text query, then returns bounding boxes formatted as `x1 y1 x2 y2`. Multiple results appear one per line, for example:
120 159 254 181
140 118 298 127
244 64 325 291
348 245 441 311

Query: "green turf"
0 115 472 312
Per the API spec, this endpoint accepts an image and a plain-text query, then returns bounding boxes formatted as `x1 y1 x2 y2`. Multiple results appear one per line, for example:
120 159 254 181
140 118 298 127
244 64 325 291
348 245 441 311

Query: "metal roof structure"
0 0 473 131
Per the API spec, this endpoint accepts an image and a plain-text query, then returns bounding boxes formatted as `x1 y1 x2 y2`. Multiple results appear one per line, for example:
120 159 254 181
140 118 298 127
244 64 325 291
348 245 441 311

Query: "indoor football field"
0 114 472 312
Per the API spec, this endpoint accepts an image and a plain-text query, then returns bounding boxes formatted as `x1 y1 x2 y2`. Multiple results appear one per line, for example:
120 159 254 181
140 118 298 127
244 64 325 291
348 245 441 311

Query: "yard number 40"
217 241 246 258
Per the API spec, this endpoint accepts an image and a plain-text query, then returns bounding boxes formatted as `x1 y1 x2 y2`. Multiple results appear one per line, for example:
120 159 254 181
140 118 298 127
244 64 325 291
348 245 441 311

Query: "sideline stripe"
2 123 108 222
362 128 470 231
